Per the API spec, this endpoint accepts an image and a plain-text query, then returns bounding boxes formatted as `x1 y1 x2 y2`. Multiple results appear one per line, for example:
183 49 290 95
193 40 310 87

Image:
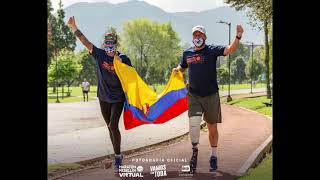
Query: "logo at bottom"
181 165 190 172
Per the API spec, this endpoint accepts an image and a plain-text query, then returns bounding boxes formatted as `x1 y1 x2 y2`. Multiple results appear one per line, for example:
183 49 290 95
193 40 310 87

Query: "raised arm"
67 16 93 53
223 25 244 56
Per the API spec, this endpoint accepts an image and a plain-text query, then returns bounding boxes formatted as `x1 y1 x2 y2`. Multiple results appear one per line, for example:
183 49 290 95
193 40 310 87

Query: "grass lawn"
48 163 83 176
224 95 272 117
48 163 82 172
218 82 266 91
151 83 266 96
47 86 97 103
239 153 272 180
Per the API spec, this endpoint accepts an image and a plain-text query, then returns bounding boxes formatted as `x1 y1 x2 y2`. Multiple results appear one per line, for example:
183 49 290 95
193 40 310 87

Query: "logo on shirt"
186 54 204 65
102 61 115 73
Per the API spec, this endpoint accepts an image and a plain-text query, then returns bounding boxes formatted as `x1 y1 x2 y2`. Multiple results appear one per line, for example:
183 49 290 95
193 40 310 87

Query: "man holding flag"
173 24 244 173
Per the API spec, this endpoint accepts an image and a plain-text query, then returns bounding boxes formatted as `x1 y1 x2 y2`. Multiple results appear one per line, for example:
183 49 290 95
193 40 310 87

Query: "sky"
51 0 229 13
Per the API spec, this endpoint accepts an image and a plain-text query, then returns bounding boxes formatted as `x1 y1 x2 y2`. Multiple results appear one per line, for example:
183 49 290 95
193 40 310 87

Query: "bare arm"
67 16 93 53
223 25 244 56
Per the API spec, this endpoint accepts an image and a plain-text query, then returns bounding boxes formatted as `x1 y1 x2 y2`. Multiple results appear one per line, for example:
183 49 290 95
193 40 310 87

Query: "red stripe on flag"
123 97 188 130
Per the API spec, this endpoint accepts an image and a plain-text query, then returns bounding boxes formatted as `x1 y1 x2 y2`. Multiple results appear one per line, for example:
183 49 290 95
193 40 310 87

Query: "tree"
48 0 76 66
48 49 82 97
48 0 53 41
231 56 247 84
268 25 273 84
225 0 272 99
217 64 229 89
48 0 77 95
121 18 182 85
47 0 56 66
245 57 265 83
77 49 97 85
231 42 249 62
55 0 76 52
245 45 265 82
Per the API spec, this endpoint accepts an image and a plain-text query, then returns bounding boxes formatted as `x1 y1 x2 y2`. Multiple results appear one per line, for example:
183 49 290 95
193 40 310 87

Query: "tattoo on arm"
74 29 93 52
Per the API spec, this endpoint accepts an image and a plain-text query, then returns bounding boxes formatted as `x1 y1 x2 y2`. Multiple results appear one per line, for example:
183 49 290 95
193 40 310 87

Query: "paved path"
55 104 272 180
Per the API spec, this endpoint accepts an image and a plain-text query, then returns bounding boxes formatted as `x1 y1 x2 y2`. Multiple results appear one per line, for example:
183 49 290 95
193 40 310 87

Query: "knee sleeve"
189 116 202 145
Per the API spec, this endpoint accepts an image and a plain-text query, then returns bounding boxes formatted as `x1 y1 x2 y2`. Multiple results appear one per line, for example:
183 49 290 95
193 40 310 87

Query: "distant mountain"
63 0 263 52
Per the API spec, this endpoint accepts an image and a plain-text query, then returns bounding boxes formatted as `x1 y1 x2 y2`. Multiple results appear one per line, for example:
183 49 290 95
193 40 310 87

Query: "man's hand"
236 25 244 37
172 67 179 73
172 65 185 73
67 16 77 32
224 25 244 56
68 16 93 53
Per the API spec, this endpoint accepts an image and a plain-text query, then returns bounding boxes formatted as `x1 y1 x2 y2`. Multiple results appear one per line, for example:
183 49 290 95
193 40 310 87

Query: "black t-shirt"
180 44 226 97
90 45 132 103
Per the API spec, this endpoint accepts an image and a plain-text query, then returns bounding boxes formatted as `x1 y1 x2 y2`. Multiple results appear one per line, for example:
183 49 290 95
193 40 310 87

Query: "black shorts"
83 90 89 94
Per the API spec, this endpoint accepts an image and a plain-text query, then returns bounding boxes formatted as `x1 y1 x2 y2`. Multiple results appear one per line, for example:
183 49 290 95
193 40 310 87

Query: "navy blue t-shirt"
180 44 226 97
90 45 132 103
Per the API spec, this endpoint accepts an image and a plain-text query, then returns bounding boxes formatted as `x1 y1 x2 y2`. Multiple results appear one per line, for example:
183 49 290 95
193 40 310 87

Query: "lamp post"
217 20 232 102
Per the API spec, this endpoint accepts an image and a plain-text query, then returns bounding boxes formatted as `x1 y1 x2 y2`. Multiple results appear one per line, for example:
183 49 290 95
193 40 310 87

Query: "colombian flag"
114 55 188 130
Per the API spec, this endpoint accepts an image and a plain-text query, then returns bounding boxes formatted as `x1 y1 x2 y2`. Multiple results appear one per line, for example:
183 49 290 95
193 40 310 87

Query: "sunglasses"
104 41 115 46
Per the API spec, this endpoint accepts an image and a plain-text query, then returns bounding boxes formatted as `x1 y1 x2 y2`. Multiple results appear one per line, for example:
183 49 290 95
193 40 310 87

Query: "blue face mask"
193 38 204 47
